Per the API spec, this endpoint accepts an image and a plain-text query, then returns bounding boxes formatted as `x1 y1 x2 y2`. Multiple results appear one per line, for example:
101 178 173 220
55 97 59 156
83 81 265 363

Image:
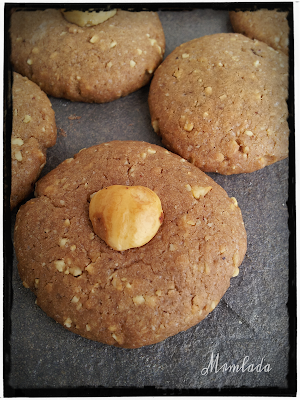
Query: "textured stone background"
6 6 293 394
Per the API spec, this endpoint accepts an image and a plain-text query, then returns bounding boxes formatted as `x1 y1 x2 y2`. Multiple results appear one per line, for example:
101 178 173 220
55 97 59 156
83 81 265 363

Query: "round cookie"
229 9 289 56
14 141 247 348
10 9 165 103
148 33 289 175
11 72 57 209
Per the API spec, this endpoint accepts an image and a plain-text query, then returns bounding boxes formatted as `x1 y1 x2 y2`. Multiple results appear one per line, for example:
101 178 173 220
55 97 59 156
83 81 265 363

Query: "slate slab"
6 5 294 395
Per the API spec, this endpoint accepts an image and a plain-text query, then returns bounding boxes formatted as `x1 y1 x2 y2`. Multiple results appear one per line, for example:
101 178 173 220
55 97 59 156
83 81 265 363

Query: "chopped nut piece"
64 318 72 328
133 295 145 305
231 197 238 207
147 148 156 154
183 121 194 131
54 259 65 272
34 279 39 288
59 238 68 247
14 151 23 161
112 275 123 291
27 59 33 65
86 324 91 331
23 115 32 123
152 120 159 133
245 130 253 136
11 137 24 146
145 295 157 307
186 220 196 226
90 35 99 44
85 264 94 274
182 53 189 58
111 333 124 344
110 40 117 48
70 245 76 251
64 219 71 227
220 245 226 254
232 267 239 277
109 325 117 332
69 266 82 277
205 263 210 275
173 68 182 79
205 86 212 95
71 295 80 303
130 60 136 68
233 252 239 268
23 281 29 288
253 60 260 67
214 152 225 162
137 48 142 55
191 186 212 199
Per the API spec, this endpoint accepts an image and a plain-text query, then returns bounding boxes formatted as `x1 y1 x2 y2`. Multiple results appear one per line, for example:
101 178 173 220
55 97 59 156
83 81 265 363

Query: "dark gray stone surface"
8 7 291 392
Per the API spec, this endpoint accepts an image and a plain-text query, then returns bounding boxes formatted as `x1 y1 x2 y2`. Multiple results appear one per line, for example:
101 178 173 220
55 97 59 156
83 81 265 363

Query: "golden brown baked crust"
148 33 289 175
14 141 247 348
10 9 165 103
229 9 289 56
11 72 57 209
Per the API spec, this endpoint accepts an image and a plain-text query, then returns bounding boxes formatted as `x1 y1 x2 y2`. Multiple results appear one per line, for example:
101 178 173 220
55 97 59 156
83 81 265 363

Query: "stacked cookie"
11 8 290 348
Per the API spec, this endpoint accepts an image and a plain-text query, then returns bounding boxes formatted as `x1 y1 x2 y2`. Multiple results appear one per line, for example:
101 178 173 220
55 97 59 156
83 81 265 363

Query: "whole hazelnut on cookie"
61 9 117 27
89 185 164 251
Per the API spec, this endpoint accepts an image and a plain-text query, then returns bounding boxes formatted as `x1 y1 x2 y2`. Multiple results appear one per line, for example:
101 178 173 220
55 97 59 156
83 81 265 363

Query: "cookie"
148 33 289 175
14 141 247 348
11 72 57 209
229 9 289 56
10 9 165 103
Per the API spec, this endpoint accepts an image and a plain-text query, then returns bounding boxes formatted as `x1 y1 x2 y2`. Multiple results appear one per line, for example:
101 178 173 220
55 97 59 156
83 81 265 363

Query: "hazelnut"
61 9 116 27
89 185 164 251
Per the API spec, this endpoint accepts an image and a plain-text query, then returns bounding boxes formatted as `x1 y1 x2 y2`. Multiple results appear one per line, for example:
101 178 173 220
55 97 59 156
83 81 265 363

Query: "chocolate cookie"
14 141 247 348
229 9 289 56
10 9 165 103
148 33 289 175
11 72 57 209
